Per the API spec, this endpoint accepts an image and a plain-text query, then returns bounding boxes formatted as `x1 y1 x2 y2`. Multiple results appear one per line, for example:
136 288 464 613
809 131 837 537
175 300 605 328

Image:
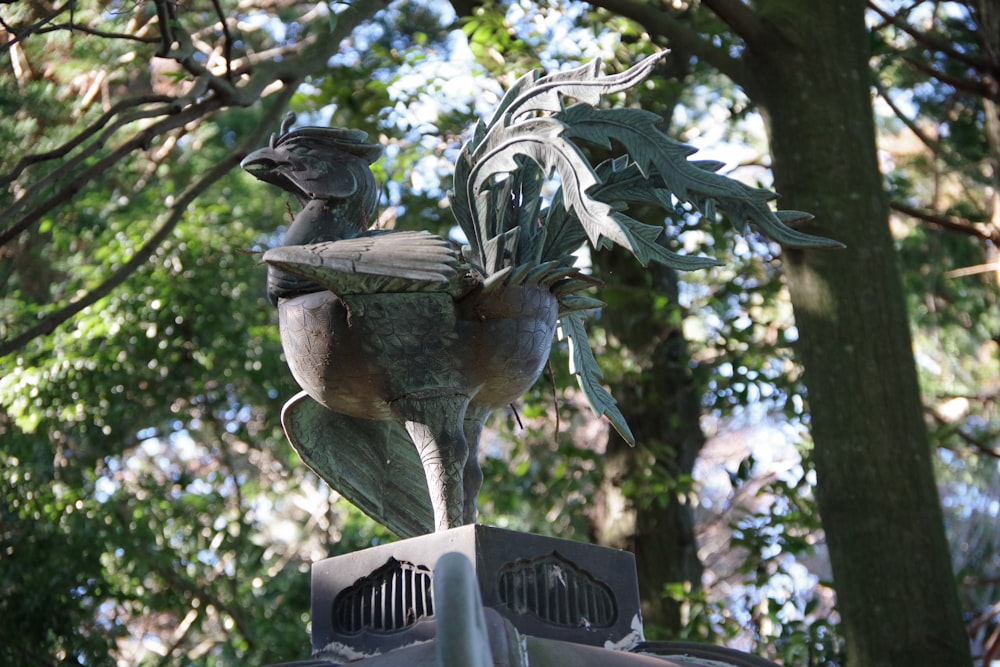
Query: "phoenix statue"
241 53 839 536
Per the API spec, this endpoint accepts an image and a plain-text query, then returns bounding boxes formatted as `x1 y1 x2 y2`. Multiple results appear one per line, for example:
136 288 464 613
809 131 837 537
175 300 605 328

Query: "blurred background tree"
1 1 996 665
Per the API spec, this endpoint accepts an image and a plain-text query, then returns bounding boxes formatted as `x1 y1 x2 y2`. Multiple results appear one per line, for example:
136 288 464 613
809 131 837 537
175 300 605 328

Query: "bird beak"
240 147 280 179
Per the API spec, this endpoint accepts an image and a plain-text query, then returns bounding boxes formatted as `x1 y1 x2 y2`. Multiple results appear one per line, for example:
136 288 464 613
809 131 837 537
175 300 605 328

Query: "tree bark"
741 2 971 664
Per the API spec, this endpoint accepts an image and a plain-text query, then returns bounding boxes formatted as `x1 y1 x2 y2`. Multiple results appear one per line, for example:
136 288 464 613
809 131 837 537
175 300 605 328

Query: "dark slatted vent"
332 558 433 634
496 552 617 628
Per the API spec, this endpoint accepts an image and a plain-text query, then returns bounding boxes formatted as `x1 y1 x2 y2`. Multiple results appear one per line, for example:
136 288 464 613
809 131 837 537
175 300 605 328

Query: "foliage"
1 0 392 662
1 0 997 664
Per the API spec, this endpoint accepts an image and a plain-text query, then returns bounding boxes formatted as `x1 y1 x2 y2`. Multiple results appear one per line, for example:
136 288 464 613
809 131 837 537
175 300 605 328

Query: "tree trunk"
743 2 971 664
590 249 706 636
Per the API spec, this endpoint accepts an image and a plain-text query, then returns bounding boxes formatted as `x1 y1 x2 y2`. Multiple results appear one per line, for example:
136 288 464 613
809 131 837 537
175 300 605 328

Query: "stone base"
310 525 642 660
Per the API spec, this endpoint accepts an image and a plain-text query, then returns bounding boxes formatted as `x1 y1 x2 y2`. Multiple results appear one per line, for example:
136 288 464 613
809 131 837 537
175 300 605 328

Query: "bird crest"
267 113 385 164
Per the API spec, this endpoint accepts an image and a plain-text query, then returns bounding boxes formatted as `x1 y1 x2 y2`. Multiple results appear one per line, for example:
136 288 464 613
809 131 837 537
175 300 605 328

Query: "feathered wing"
447 52 842 444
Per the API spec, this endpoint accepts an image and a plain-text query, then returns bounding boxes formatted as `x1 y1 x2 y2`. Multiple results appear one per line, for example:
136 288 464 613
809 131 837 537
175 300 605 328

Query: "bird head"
242 114 384 219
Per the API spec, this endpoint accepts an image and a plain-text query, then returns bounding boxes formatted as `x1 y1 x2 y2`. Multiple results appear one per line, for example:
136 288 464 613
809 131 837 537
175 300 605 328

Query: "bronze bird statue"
242 53 840 537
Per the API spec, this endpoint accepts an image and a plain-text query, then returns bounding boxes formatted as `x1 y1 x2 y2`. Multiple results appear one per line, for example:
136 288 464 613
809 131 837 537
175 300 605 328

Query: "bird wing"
262 230 467 296
281 392 434 538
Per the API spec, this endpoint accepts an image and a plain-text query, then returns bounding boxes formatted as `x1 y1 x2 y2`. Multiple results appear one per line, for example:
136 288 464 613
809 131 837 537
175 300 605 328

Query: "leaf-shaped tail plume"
493 51 669 122
558 312 635 445
557 103 844 250
446 51 842 447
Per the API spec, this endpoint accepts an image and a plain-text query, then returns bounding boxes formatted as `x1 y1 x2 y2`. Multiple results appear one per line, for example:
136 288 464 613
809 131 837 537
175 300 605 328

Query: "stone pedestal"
310 525 642 661
266 525 783 667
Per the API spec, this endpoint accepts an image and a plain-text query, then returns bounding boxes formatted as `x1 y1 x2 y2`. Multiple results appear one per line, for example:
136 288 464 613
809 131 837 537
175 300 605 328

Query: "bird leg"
395 395 471 532
461 406 491 525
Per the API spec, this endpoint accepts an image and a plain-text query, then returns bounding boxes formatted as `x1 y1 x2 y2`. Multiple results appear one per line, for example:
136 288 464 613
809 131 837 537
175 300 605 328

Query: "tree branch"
154 565 256 654
901 53 999 102
587 0 745 85
0 2 71 53
0 87 294 359
868 0 995 73
1 0 388 356
700 0 767 46
889 200 1000 244
0 95 174 189
872 77 947 158
35 22 160 44
153 1 243 101
2 0 387 247
1 97 225 247
929 406 1000 459
209 0 236 81
155 606 202 667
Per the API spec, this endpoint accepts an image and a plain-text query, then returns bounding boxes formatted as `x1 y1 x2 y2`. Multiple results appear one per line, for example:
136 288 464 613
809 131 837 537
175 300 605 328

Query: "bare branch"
0 95 174 189
890 200 1000 244
901 53 999 102
872 77 948 157
0 2 71 53
155 608 201 667
164 0 388 104
1 97 225 247
152 0 179 58
928 406 1000 459
868 0 994 73
1 0 388 356
0 87 294 359
1 0 388 248
209 0 236 80
153 560 256 653
34 23 160 44
154 6 244 101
